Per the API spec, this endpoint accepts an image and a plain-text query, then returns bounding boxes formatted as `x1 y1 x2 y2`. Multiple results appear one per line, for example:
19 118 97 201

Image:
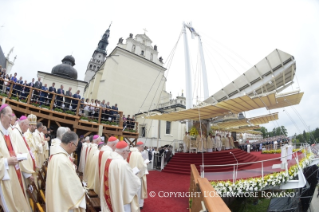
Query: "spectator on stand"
14 76 23 98
100 100 106 120
111 103 118 122
105 101 111 121
56 85 65 108
34 77 42 102
65 87 72 110
83 98 90 117
40 84 48 106
48 82 56 105
94 99 100 119
72 90 81 111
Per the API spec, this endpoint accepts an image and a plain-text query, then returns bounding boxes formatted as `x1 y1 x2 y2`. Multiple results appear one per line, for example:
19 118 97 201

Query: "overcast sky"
1 0 318 136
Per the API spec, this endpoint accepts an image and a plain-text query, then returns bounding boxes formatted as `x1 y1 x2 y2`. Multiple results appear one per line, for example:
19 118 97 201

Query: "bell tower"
84 24 111 82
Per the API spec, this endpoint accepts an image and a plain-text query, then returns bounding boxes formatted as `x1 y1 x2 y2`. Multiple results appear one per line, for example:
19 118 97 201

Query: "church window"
150 53 153 61
97 66 100 70
90 65 92 69
99 55 101 58
132 45 136 53
93 65 96 70
141 127 146 137
166 121 171 134
141 50 144 56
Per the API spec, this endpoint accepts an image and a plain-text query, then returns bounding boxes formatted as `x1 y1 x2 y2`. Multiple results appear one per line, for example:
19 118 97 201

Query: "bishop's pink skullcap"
20 116 27 121
93 135 100 140
0 104 8 113
98 142 104 145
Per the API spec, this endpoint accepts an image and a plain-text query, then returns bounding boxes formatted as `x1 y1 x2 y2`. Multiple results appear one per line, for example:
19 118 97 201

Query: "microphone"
229 152 239 181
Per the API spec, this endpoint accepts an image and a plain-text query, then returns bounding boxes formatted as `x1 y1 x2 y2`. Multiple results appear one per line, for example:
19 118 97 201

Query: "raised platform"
163 149 259 175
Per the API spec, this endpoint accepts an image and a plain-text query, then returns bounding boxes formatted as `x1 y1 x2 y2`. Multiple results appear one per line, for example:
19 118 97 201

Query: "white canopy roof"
204 49 296 104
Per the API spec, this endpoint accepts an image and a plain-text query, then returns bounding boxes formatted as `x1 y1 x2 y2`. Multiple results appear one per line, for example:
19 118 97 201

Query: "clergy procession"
0 103 149 212
183 131 235 153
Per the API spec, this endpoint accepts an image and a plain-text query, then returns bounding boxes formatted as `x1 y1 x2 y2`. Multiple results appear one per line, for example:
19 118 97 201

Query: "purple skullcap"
0 104 8 113
93 135 100 140
98 142 104 145
20 116 27 121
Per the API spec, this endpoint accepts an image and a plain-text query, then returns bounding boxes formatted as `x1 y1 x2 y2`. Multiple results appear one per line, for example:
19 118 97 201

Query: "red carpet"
163 149 259 175
143 171 190 212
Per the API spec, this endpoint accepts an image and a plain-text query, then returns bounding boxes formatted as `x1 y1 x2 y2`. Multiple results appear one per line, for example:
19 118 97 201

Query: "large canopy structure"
145 91 303 121
204 49 296 104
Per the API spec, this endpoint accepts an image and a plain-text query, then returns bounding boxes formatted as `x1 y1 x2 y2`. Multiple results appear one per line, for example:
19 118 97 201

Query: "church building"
84 31 166 116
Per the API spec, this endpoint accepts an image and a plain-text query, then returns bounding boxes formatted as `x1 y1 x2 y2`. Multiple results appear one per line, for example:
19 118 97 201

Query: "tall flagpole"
183 22 193 131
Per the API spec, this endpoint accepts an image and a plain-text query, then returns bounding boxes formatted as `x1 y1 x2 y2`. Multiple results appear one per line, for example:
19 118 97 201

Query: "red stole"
126 152 132 163
104 159 113 212
85 147 89 162
98 151 104 179
3 135 25 196
22 136 36 171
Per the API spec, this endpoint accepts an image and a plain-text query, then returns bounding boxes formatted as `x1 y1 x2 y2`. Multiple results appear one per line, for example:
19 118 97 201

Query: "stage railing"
0 78 138 130
190 164 230 212
200 145 310 183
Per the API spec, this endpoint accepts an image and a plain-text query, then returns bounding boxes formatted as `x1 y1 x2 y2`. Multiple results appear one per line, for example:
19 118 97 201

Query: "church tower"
84 25 110 82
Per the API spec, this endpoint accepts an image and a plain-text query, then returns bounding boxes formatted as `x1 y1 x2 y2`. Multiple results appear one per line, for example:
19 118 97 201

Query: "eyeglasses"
71 143 78 148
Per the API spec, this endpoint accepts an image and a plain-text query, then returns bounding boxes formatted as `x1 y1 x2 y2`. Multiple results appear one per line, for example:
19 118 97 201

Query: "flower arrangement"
262 149 300 154
210 151 314 195
10 96 19 101
189 126 198 139
64 110 75 115
90 119 98 123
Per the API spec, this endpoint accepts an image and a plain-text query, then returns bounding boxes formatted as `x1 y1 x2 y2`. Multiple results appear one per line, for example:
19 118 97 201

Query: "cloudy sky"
1 0 318 136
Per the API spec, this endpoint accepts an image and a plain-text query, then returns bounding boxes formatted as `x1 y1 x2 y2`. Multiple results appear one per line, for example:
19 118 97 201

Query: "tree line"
295 128 319 144
255 126 288 139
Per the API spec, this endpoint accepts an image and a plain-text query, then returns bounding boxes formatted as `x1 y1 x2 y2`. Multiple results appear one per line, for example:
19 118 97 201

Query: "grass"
228 197 271 212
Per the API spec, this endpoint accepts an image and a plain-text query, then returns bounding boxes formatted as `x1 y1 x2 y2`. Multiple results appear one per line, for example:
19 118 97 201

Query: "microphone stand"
230 152 238 182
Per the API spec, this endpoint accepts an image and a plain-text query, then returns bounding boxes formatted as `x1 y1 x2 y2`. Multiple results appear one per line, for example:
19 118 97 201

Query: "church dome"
51 55 78 80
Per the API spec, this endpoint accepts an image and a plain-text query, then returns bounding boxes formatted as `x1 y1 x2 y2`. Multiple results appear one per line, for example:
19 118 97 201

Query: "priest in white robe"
41 126 50 159
127 141 148 209
100 141 140 212
24 114 43 170
206 133 213 152
93 136 118 196
78 136 90 173
46 131 86 211
83 135 99 184
33 122 45 168
183 132 191 152
0 104 31 211
215 134 222 151
10 116 37 191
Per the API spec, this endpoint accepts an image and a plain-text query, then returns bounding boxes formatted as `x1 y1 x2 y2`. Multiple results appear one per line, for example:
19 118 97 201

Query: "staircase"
162 149 259 175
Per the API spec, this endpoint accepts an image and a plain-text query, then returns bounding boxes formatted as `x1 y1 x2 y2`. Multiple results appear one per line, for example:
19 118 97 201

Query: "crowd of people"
0 68 136 129
0 103 148 211
183 131 236 153
238 135 291 152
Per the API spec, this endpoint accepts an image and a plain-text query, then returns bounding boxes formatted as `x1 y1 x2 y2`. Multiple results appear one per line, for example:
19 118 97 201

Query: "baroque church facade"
83 30 187 147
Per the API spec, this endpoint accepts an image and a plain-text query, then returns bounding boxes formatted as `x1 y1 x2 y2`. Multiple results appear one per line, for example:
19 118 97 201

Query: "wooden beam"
55 121 61 127
83 131 91 137
50 94 56 110
38 118 43 122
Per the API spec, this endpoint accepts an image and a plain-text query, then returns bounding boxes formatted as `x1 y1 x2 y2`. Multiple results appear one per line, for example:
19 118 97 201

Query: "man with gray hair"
46 132 86 211
33 122 45 168
50 126 68 155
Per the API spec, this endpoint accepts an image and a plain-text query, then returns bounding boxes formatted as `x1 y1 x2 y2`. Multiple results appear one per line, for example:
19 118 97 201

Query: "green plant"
90 119 98 123
54 108 63 113
80 116 88 121
111 122 117 125
0 93 8 97
41 105 51 109
11 96 19 101
31 102 40 107
64 110 75 115
20 99 27 103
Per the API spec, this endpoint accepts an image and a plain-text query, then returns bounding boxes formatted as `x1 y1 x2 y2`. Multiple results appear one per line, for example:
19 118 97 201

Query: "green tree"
257 127 268 138
280 126 288 136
